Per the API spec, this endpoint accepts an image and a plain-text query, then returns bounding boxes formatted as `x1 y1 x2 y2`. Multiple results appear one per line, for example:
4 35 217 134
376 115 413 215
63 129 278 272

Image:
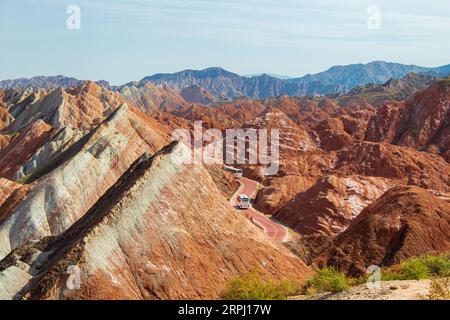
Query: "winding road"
231 177 288 242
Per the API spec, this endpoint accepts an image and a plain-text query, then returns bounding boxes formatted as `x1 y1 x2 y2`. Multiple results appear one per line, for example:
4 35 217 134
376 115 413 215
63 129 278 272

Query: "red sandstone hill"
0 179 21 207
2 81 130 132
366 79 450 161
0 104 170 260
203 86 449 241
270 140 449 237
0 106 13 130
0 120 55 179
262 96 332 127
0 75 449 300
172 104 238 130
218 98 266 123
119 82 188 113
255 175 316 214
274 175 393 236
335 141 449 191
180 85 216 105
0 83 173 263
0 82 171 179
313 117 354 152
312 186 450 276
0 142 311 300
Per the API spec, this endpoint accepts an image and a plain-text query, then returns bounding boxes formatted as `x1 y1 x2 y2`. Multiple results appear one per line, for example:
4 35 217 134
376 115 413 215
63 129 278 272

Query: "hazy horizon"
1 0 450 85
2 61 450 86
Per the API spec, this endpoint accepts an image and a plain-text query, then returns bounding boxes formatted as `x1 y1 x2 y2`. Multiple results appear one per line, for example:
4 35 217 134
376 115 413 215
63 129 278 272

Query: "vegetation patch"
382 254 450 281
222 268 300 300
299 254 449 297
302 267 349 295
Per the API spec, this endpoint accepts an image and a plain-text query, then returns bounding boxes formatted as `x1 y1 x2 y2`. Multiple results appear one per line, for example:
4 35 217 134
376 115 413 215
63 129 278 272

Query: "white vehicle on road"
223 166 243 178
238 194 250 209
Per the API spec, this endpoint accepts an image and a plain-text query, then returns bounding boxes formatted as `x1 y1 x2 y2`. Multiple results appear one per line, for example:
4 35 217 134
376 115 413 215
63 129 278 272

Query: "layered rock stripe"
0 142 310 300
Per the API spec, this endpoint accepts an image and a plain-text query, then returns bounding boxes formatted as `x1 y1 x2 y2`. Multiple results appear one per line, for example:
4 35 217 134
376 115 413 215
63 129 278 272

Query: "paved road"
231 177 288 242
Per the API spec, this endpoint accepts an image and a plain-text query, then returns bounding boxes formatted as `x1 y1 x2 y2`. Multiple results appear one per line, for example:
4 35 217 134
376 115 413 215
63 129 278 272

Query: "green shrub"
303 267 349 295
222 269 300 300
382 254 450 281
421 255 450 278
386 258 430 280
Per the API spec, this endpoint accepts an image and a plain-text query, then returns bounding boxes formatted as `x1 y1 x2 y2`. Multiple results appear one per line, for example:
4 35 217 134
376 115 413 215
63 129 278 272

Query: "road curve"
231 177 288 242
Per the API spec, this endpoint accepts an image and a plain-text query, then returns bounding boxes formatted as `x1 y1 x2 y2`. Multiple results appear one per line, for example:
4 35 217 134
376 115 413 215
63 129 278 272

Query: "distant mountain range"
1 61 449 99
0 75 111 91
245 73 294 80
139 62 450 98
332 72 437 106
289 61 450 90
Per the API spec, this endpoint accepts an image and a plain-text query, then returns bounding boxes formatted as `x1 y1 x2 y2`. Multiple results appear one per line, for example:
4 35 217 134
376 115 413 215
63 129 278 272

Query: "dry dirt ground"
291 280 445 300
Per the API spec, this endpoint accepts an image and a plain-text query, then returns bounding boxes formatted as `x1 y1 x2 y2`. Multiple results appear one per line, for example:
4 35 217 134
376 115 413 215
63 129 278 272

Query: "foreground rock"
292 279 438 300
0 142 310 300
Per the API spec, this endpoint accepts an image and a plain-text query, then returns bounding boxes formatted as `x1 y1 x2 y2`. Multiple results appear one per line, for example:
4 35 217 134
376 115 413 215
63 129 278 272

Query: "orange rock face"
365 102 406 143
366 80 450 161
0 75 449 300
0 104 170 260
10 82 130 131
313 118 354 152
255 176 316 214
335 142 449 191
1 143 311 300
169 81 450 245
314 186 450 276
172 104 238 130
274 175 393 236
0 106 13 129
0 120 54 179
0 179 21 207
218 98 266 123
120 82 188 113
180 85 216 105
0 184 31 225
0 135 11 150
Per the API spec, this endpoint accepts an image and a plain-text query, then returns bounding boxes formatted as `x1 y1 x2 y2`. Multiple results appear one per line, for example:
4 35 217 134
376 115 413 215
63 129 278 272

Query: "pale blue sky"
1 0 449 85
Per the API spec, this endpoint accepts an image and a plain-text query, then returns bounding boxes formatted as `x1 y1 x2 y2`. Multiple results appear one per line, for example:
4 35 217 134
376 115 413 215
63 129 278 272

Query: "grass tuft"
302 267 349 295
382 254 450 281
222 268 299 300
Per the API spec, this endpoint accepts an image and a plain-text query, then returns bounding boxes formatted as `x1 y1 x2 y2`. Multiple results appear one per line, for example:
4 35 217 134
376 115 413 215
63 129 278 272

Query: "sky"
1 0 449 85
